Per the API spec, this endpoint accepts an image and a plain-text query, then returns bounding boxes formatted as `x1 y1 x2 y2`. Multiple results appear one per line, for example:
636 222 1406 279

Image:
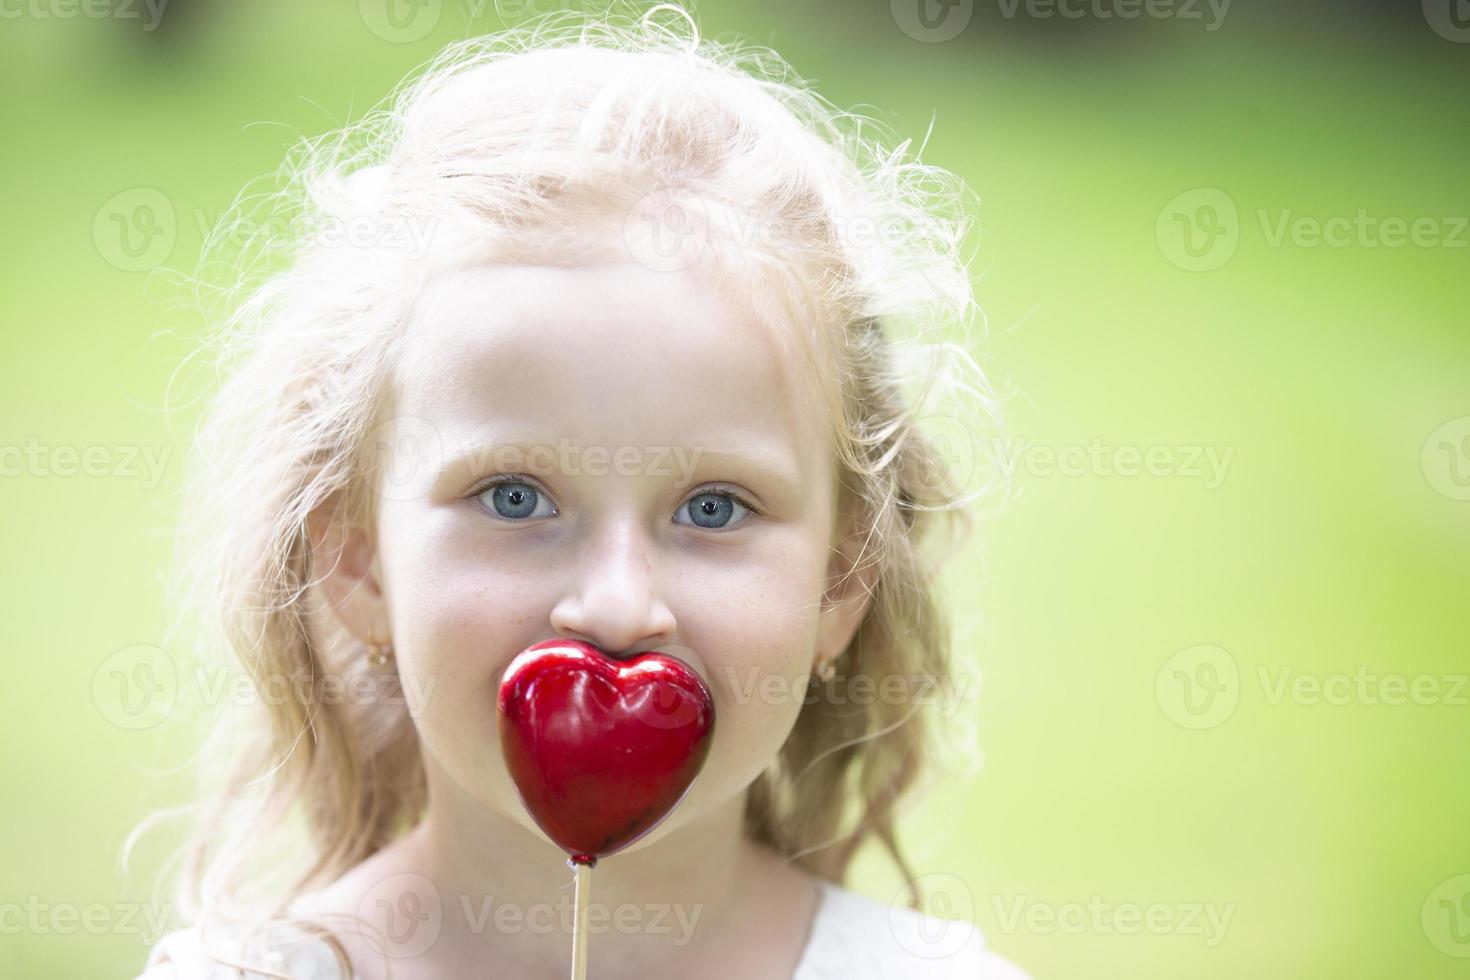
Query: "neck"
404 754 763 976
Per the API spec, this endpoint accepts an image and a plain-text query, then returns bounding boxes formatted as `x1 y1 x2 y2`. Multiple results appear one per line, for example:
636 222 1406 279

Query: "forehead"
392 261 827 482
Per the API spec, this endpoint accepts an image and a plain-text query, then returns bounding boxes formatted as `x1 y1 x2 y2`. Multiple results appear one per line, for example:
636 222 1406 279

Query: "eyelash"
468 474 763 522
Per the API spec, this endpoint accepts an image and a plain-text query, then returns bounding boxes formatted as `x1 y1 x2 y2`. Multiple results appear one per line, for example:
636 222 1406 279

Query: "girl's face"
318 258 873 849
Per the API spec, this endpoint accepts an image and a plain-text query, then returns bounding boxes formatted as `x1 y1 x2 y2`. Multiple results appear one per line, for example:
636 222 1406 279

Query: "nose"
548 519 677 657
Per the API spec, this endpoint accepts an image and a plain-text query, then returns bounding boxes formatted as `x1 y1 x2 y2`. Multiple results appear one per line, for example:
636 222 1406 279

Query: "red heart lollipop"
496 639 716 867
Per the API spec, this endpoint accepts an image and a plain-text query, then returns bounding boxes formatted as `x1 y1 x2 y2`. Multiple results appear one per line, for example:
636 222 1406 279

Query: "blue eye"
471 477 757 529
476 478 557 521
674 488 754 530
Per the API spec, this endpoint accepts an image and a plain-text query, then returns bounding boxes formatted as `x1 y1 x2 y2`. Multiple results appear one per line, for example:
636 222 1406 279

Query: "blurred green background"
2 1 1467 977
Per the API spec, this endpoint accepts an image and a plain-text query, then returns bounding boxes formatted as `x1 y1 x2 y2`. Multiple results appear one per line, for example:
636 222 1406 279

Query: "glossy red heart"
496 638 716 867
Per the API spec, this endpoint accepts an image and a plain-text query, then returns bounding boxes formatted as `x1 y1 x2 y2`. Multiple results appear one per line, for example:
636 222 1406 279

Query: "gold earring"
366 640 394 666
814 657 836 682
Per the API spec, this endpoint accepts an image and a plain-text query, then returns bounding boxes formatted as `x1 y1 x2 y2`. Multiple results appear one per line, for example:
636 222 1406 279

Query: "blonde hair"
130 2 1007 973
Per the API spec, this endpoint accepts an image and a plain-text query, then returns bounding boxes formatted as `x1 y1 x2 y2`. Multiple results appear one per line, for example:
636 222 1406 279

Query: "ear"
815 491 879 665
305 498 391 645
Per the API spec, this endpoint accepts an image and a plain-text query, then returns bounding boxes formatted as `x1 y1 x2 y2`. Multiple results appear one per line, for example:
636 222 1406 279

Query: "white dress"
138 878 1034 979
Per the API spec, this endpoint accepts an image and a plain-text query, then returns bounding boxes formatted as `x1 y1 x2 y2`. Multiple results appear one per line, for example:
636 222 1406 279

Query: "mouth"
517 638 714 693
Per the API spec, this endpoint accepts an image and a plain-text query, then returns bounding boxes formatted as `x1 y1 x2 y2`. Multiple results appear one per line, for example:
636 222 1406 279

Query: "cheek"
379 502 543 665
680 537 829 786
375 506 544 786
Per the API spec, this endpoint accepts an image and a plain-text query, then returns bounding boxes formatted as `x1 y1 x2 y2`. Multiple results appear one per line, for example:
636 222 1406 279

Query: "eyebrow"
435 437 802 502
683 447 801 501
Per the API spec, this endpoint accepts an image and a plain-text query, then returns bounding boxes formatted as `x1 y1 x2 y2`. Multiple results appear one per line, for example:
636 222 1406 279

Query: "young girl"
133 4 1027 977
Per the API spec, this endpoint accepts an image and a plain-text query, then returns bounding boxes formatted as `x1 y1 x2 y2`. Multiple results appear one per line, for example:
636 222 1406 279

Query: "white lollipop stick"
569 857 593 980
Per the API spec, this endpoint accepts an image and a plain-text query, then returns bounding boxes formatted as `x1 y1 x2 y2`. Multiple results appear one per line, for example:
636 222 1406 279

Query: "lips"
496 638 717 866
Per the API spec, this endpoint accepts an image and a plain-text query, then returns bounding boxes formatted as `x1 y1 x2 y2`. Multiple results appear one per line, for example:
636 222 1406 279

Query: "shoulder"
137 921 346 980
139 834 423 979
794 879 1034 980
